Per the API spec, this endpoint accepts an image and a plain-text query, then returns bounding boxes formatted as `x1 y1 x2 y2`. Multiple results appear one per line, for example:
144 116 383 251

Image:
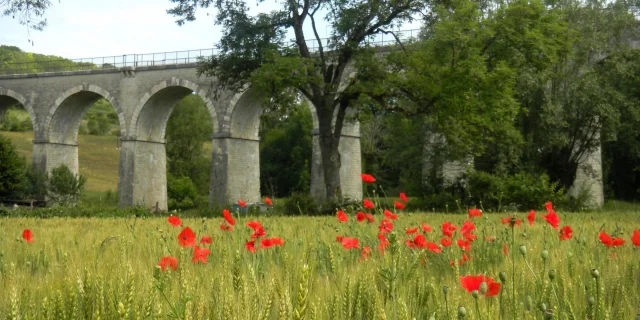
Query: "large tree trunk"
316 101 343 201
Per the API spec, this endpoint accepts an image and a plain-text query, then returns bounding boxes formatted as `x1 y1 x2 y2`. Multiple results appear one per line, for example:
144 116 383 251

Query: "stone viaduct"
0 63 362 210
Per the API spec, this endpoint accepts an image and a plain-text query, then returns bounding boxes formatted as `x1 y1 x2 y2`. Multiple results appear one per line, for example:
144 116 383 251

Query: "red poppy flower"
177 227 196 247
405 239 416 249
501 217 522 227
411 234 427 247
503 242 508 256
192 246 211 264
158 256 178 271
168 216 181 227
356 211 366 222
467 208 482 219
264 197 273 206
337 210 348 223
336 235 344 243
421 223 433 233
250 227 266 238
399 192 409 202
599 231 625 248
220 223 233 231
442 221 457 238
379 219 394 233
559 225 572 241
363 199 375 209
200 236 212 244
543 211 560 229
457 239 471 252
365 213 375 223
632 229 640 247
440 237 452 247
260 238 279 249
238 200 247 207
406 227 419 234
377 233 390 252
460 275 501 297
247 221 262 230
359 246 371 261
527 210 536 225
463 232 477 242
223 209 236 226
341 237 360 250
460 221 476 236
426 241 442 253
545 202 553 212
451 253 472 266
394 201 405 210
383 209 397 221
361 173 376 183
245 240 257 253
22 229 33 243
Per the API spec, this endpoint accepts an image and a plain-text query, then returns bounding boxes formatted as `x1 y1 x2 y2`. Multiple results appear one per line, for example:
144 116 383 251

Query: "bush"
46 164 87 205
167 175 199 210
0 134 27 200
284 192 317 215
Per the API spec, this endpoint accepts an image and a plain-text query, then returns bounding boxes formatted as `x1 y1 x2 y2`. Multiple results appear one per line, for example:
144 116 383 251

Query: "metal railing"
0 29 421 76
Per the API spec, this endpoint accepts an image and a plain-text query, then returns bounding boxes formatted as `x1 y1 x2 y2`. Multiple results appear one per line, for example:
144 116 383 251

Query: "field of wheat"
1 199 640 320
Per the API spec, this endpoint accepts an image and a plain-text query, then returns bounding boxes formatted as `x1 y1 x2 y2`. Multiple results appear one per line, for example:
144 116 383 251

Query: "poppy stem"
511 226 516 320
475 297 482 320
498 284 503 320
444 289 451 320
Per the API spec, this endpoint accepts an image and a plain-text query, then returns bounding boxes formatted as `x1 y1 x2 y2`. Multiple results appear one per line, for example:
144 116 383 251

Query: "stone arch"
130 78 218 141
0 87 38 132
45 84 125 144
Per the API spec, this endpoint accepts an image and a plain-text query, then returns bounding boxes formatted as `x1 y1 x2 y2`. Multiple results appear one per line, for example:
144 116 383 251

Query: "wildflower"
245 240 257 253
260 237 284 249
406 227 419 234
250 227 266 238
440 237 452 247
468 208 482 219
192 246 211 264
442 221 457 238
22 229 33 243
528 210 536 225
168 216 181 227
158 256 178 271
460 221 476 236
501 217 522 227
363 199 375 209
340 237 360 250
543 211 560 229
632 229 640 247
223 209 236 226
264 197 273 206
356 211 366 222
484 236 495 242
200 236 212 244
177 227 196 247
459 275 501 297
599 231 625 248
383 209 397 220
559 225 572 241
457 239 471 252
379 220 394 233
337 210 348 223
421 223 433 233
359 246 371 261
247 221 263 230
360 173 376 183
425 241 442 253
544 202 553 212
238 200 247 207
365 213 375 223
399 192 409 202
377 233 390 252
336 235 344 243
220 223 233 231
394 201 405 210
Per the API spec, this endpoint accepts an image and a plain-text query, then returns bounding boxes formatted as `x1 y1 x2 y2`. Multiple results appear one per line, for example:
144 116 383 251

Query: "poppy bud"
510 217 517 227
541 250 549 261
153 265 162 281
543 309 554 320
442 286 449 295
519 245 527 257
591 268 600 279
472 290 479 299
587 296 595 306
525 296 533 311
538 302 547 312
499 271 507 283
548 269 556 281
479 282 488 295
457 306 467 318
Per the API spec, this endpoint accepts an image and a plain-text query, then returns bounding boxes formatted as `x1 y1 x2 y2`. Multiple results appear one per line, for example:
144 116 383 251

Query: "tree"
167 0 426 201
1 0 56 36
0 133 27 200
46 164 86 205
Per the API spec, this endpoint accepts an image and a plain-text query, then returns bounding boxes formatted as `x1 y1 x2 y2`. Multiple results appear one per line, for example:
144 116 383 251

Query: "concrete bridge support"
118 138 168 211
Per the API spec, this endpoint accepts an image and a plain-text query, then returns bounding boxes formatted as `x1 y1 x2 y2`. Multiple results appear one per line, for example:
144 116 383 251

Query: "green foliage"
0 0 53 31
0 108 32 132
167 174 199 210
165 95 213 194
259 103 312 197
0 45 97 73
46 164 87 205
0 133 27 200
284 192 318 216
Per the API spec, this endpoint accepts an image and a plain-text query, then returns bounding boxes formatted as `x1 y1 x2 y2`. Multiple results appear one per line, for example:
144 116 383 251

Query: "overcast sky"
0 0 423 59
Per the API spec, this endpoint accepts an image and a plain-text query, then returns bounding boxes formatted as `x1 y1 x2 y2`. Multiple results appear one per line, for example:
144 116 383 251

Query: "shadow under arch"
0 87 38 132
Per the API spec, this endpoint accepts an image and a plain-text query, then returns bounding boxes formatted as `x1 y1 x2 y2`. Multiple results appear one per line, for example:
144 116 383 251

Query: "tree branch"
375 28 408 54
309 1 327 75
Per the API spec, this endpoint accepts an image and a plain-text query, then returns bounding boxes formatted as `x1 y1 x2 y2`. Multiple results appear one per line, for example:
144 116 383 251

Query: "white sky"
0 0 423 59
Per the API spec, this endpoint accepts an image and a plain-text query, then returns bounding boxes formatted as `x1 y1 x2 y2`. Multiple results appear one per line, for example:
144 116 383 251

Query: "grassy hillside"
1 130 213 194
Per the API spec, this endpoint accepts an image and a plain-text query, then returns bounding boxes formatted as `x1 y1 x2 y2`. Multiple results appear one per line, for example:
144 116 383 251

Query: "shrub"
284 192 317 215
46 164 87 205
167 175 199 210
0 134 27 200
